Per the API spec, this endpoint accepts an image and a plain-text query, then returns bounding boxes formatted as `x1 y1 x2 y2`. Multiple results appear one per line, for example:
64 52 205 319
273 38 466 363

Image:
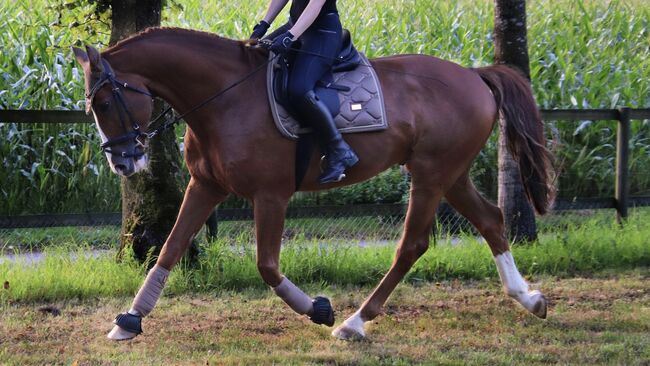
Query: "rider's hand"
250 20 270 40
269 31 295 55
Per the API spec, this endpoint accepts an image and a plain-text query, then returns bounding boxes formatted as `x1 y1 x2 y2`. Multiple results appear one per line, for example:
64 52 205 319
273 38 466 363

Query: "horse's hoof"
107 324 139 341
332 311 366 340
332 323 365 341
310 296 335 326
107 312 142 340
529 290 547 319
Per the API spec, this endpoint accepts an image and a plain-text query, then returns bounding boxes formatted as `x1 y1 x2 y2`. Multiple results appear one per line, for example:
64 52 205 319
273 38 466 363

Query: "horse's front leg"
254 194 335 326
108 178 227 340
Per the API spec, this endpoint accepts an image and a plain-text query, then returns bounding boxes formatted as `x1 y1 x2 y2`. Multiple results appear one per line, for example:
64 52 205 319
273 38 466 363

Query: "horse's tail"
474 65 555 215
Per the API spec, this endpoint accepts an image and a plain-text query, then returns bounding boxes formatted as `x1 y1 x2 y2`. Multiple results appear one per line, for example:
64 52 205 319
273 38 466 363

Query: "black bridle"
86 58 158 158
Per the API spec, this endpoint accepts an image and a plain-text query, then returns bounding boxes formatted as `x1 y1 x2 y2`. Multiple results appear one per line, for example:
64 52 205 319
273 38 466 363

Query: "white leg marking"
494 251 547 318
332 311 366 340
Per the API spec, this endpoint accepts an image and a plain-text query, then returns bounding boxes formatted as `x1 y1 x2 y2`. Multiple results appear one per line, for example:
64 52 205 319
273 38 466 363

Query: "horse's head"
73 46 155 177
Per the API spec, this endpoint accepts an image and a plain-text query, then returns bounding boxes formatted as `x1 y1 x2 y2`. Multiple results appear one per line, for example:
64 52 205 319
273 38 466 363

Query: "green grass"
1 0 649 215
0 245 144 303
2 209 649 303
0 226 120 253
169 209 650 293
0 270 648 365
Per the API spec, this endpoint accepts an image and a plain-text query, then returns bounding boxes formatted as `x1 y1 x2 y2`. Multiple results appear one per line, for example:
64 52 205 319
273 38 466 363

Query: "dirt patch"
1 270 649 365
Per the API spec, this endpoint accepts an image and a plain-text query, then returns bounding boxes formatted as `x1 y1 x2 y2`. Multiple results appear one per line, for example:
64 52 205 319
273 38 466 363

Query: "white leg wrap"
273 277 313 315
107 264 170 340
332 310 366 340
130 264 170 317
494 251 546 317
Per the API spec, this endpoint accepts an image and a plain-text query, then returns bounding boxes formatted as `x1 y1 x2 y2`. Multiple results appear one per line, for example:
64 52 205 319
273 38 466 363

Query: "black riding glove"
250 20 270 40
269 31 295 55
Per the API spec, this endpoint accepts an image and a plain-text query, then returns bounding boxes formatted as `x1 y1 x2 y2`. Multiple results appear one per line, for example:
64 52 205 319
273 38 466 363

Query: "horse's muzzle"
108 148 146 177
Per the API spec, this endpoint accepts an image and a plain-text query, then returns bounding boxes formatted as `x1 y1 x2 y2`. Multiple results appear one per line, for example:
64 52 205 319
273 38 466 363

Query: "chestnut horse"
72 27 553 341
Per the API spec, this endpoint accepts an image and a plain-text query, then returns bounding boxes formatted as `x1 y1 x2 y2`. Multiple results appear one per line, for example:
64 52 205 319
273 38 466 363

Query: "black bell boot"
302 91 359 184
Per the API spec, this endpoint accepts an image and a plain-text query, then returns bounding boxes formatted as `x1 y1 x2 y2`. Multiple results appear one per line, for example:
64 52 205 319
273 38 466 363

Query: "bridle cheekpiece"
86 58 155 158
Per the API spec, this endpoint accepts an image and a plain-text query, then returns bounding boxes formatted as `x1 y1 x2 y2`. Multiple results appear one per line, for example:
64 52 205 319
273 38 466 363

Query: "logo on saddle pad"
267 53 388 140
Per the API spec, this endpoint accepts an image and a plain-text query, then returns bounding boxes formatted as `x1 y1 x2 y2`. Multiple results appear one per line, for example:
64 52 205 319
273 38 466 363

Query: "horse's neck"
106 36 260 130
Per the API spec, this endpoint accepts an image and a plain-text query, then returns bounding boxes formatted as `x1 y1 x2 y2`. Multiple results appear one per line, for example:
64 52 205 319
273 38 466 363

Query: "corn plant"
0 0 648 215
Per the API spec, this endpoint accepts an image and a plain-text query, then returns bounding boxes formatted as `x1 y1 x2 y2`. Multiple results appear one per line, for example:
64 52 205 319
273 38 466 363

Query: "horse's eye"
97 100 111 113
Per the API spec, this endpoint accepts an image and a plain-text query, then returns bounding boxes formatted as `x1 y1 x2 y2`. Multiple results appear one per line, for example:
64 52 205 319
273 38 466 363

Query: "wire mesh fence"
2 108 649 253
2 198 649 256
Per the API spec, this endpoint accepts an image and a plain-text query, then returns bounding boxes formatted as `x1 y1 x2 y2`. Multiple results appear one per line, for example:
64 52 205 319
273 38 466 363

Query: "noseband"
86 58 155 158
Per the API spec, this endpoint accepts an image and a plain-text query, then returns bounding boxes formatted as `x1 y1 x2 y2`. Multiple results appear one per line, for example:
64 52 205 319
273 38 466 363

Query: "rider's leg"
297 90 359 183
287 15 357 184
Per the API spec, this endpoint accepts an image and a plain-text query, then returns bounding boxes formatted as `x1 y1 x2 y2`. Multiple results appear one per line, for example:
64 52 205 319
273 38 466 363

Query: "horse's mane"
103 27 265 57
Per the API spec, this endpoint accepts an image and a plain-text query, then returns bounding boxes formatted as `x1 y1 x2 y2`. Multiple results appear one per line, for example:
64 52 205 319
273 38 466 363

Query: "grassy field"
0 270 648 365
2 209 649 303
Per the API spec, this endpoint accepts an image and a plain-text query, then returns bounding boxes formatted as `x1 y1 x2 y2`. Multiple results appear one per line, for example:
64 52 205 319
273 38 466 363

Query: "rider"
250 0 359 184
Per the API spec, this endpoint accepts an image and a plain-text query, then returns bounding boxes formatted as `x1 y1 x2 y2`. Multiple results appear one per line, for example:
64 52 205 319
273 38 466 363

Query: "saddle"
268 29 388 139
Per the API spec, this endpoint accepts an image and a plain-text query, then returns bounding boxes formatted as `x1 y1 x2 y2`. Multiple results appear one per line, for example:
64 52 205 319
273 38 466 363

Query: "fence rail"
2 108 649 124
2 198 649 229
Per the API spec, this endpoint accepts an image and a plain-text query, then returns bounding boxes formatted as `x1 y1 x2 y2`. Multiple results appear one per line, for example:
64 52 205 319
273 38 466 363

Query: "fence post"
615 108 630 222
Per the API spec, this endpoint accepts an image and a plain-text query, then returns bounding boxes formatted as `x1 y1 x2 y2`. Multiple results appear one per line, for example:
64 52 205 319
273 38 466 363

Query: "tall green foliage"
1 0 648 214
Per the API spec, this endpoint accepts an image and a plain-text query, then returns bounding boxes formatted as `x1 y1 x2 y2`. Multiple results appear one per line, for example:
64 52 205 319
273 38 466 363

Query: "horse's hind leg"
107 178 227 340
333 171 442 340
253 193 334 326
444 172 547 318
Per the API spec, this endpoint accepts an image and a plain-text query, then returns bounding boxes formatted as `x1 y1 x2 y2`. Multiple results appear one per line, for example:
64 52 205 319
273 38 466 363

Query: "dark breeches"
287 13 342 114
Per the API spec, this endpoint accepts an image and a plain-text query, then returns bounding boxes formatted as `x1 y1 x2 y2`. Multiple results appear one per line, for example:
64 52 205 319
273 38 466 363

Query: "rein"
87 54 279 156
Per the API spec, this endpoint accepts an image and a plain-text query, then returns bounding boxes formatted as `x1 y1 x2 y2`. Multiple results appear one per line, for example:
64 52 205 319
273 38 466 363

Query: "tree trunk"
110 0 162 45
109 0 186 262
493 0 537 242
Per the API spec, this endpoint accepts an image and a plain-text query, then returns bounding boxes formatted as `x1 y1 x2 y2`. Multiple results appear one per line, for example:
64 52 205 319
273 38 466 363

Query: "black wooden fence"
1 108 649 229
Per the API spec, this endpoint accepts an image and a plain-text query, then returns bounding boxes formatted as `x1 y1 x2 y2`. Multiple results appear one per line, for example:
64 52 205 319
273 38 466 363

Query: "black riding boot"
302 91 359 184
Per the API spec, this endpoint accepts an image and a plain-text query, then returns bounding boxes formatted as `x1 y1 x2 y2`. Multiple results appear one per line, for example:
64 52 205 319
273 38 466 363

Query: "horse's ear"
72 47 89 66
85 45 104 73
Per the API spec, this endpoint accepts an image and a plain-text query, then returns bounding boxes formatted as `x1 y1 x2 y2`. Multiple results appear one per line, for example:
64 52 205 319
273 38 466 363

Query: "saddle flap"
267 52 388 140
